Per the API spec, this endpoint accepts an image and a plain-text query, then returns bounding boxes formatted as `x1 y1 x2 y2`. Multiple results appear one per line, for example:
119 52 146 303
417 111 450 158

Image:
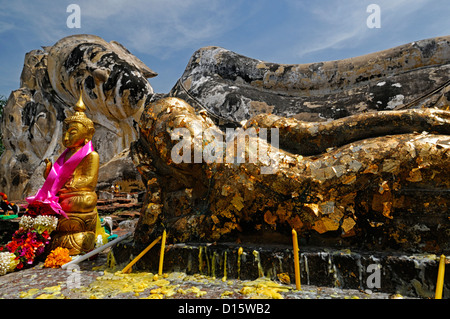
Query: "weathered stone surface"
170 37 450 125
97 148 144 193
132 36 450 252
0 34 155 199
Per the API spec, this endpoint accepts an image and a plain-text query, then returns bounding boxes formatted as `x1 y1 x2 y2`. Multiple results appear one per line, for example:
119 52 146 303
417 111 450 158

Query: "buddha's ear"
86 127 95 141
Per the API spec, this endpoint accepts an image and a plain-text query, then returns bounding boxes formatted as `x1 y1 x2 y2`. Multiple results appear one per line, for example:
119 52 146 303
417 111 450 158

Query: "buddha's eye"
69 129 78 135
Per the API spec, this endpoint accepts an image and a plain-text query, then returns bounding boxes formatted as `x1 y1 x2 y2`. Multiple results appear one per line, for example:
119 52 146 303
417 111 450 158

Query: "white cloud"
0 21 14 34
0 0 253 95
100 0 246 57
291 0 434 59
1 0 246 57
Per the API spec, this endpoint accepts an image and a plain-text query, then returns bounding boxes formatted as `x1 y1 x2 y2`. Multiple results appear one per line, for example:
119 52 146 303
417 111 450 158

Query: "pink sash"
26 141 94 218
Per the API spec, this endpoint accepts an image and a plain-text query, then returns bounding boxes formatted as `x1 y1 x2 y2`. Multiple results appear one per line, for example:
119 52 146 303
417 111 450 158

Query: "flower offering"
0 213 59 274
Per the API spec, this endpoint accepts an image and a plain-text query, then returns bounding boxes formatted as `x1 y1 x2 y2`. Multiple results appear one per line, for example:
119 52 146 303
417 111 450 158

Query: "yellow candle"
222 251 227 282
292 229 301 290
121 236 161 274
237 247 243 279
158 230 167 276
435 254 446 299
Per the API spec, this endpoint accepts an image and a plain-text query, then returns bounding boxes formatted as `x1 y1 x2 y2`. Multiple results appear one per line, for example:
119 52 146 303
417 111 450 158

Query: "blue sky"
1 0 450 97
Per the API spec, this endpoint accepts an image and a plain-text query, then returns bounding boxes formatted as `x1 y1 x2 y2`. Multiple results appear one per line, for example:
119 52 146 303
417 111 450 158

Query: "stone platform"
2 192 449 299
112 240 449 298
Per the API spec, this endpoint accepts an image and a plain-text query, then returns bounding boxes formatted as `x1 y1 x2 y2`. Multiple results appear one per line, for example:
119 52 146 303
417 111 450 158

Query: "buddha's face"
63 122 89 149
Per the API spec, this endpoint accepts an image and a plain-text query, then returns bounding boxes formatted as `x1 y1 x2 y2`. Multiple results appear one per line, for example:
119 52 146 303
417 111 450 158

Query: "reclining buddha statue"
5 34 450 253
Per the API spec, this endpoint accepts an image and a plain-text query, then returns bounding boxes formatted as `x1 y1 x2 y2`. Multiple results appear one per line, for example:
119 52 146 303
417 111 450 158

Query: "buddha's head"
47 34 156 121
63 92 95 149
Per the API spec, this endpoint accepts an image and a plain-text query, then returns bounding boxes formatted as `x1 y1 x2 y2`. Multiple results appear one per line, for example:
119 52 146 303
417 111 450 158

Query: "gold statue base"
50 210 98 255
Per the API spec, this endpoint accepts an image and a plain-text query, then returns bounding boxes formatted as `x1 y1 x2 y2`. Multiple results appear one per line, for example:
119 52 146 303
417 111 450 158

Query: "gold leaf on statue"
231 194 244 211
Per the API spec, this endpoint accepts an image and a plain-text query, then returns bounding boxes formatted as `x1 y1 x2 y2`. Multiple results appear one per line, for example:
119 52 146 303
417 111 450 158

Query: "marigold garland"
44 247 72 268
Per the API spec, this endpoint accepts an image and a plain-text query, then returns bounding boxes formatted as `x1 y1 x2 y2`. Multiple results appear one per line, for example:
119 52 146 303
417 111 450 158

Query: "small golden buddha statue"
47 92 100 255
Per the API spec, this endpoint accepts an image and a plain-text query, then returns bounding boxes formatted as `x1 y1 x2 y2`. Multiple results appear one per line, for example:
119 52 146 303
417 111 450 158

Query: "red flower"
6 240 20 253
41 230 50 240
26 201 57 217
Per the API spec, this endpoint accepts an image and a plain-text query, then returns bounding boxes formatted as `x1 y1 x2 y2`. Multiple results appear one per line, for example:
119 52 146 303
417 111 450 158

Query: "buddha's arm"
244 108 450 156
43 158 52 179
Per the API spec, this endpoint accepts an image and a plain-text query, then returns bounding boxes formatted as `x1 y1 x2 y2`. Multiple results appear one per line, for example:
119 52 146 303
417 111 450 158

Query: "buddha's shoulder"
87 150 99 161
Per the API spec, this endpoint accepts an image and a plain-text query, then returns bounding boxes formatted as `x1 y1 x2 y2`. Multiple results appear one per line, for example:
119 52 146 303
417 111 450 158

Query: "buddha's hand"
43 158 52 179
